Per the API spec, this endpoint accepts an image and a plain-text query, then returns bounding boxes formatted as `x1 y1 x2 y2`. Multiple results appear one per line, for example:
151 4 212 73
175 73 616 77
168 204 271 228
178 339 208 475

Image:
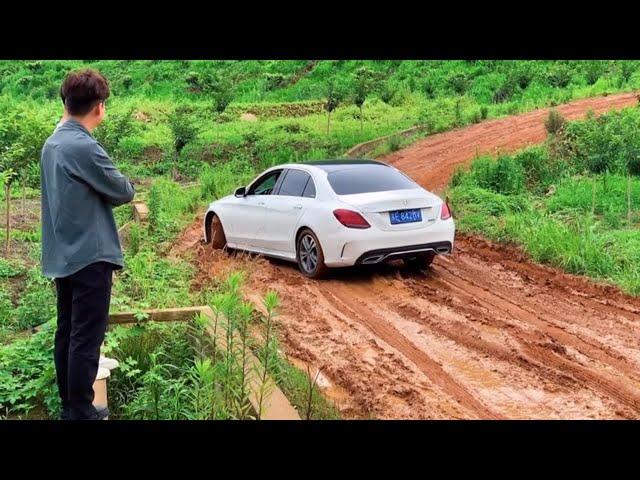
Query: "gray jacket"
40 118 135 279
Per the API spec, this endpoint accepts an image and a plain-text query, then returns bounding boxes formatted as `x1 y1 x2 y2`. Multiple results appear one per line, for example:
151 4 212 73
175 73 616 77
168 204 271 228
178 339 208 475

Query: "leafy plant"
352 67 377 135
546 64 572 88
545 109 566 135
325 81 341 135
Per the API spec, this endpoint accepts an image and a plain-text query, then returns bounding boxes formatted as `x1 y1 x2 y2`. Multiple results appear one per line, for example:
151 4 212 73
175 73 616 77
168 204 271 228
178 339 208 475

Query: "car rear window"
327 165 418 195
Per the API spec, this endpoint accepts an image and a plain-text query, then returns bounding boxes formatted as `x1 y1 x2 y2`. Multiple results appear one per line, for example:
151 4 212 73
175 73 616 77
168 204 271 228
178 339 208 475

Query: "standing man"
40 69 135 420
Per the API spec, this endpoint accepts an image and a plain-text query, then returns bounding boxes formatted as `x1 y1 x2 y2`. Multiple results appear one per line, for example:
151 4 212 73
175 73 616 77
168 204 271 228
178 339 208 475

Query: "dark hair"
60 69 110 116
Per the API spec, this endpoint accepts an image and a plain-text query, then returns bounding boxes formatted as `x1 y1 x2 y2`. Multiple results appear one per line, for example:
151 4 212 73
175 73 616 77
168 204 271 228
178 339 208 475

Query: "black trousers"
54 262 114 420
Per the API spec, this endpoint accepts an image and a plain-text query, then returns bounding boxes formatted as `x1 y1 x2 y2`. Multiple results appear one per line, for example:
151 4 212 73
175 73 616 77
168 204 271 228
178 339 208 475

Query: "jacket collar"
59 118 93 137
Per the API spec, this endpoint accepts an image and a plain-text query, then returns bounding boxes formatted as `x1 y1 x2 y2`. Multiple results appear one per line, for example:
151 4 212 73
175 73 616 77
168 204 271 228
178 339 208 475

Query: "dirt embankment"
174 91 640 419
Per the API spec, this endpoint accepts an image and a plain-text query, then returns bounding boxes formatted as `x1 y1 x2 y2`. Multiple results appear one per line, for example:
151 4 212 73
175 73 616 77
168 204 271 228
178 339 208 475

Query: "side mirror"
234 186 247 198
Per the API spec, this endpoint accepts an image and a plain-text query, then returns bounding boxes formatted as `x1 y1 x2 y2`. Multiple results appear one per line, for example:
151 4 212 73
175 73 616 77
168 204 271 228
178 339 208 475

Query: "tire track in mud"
177 91 640 419
319 281 503 419
432 268 640 414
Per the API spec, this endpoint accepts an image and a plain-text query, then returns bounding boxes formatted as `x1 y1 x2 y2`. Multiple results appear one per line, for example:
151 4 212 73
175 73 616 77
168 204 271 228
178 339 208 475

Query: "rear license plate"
389 208 422 224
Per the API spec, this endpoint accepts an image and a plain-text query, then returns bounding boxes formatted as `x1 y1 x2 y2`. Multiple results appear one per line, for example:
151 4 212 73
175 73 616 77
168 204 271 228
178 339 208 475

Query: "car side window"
248 170 281 195
277 169 312 197
302 176 316 198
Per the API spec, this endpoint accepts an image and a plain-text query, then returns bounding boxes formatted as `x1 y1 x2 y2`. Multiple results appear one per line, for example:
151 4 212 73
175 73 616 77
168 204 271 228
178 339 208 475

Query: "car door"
261 168 317 255
232 169 283 249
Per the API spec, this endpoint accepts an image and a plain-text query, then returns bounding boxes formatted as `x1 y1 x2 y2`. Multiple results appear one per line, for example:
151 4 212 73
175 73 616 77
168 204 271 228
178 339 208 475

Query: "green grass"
3 60 640 189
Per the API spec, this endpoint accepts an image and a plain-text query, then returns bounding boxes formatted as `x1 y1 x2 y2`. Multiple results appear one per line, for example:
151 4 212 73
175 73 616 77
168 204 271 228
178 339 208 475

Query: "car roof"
275 159 390 174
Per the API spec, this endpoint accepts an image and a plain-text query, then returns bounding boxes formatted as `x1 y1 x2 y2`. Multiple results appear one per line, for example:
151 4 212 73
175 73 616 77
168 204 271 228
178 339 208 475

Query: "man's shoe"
59 405 71 421
96 406 109 420
68 406 109 420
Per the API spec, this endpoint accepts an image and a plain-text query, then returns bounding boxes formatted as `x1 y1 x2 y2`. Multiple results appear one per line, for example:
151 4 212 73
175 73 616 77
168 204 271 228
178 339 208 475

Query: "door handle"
293 204 303 210
258 201 265 206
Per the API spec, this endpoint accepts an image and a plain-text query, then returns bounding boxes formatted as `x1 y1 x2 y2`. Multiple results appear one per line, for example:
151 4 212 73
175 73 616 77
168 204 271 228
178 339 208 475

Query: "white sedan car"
203 160 455 278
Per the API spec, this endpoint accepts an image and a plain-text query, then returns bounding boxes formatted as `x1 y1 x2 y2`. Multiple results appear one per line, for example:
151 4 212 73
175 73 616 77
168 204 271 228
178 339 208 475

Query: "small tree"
627 151 640 223
201 74 234 114
167 107 198 180
352 67 376 135
93 108 136 157
545 109 565 135
619 62 635 87
325 81 341 135
380 81 395 104
1 168 17 257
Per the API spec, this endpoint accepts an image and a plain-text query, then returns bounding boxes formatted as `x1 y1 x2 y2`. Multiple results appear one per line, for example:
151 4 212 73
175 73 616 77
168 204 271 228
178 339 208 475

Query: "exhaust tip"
436 247 450 254
362 254 385 264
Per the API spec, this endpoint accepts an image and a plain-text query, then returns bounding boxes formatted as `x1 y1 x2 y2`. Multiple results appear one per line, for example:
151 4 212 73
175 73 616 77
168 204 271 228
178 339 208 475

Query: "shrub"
619 62 635 85
546 64 572 88
387 135 401 152
584 61 606 85
423 79 436 99
265 73 288 91
514 66 534 89
168 107 198 155
545 109 565 135
629 154 640 176
447 73 469 95
94 108 137 156
0 321 59 416
380 82 395 104
492 80 515 104
121 75 133 91
469 155 525 195
516 147 565 192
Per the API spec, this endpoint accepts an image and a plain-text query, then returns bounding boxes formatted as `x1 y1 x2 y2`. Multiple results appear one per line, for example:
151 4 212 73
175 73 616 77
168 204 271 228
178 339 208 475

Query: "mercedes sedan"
203 160 455 278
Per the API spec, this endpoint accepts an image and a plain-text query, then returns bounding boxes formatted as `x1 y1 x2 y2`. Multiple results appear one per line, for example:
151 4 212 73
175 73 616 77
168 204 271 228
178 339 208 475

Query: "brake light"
333 209 371 229
441 201 452 220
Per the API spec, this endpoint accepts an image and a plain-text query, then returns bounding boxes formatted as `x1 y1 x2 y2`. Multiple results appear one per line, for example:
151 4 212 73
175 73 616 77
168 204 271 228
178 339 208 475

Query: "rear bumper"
322 218 455 267
355 241 452 265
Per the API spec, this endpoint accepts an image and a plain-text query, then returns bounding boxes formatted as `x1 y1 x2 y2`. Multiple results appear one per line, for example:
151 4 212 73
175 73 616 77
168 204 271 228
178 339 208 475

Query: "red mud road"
174 92 640 419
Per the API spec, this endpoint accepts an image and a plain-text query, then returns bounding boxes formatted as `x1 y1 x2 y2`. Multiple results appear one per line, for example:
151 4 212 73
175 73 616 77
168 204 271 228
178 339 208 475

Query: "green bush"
168 107 198 155
546 64 572 88
584 61 607 86
447 73 469 95
0 321 59 416
545 109 566 135
492 78 516 104
468 155 525 195
94 107 137 157
387 135 401 152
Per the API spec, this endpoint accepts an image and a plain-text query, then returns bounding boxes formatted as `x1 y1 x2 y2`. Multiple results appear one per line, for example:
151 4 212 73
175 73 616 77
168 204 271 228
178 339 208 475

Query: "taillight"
441 201 452 220
333 209 371 229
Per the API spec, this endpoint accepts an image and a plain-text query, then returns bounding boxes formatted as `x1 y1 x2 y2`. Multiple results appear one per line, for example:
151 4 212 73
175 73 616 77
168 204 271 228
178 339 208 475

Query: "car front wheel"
209 214 227 250
296 229 328 279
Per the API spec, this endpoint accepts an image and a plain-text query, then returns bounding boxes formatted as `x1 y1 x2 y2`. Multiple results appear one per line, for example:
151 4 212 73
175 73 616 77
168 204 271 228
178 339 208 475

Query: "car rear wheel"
209 214 227 250
296 229 328 279
403 251 436 270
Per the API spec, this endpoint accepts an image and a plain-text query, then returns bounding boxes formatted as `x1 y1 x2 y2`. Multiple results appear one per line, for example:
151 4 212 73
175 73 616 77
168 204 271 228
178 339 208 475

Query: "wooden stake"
628 174 632 223
5 183 10 257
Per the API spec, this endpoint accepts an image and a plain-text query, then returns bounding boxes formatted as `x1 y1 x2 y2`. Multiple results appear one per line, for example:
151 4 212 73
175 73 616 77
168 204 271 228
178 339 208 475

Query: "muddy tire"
403 251 436 270
209 214 227 250
296 229 328 279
